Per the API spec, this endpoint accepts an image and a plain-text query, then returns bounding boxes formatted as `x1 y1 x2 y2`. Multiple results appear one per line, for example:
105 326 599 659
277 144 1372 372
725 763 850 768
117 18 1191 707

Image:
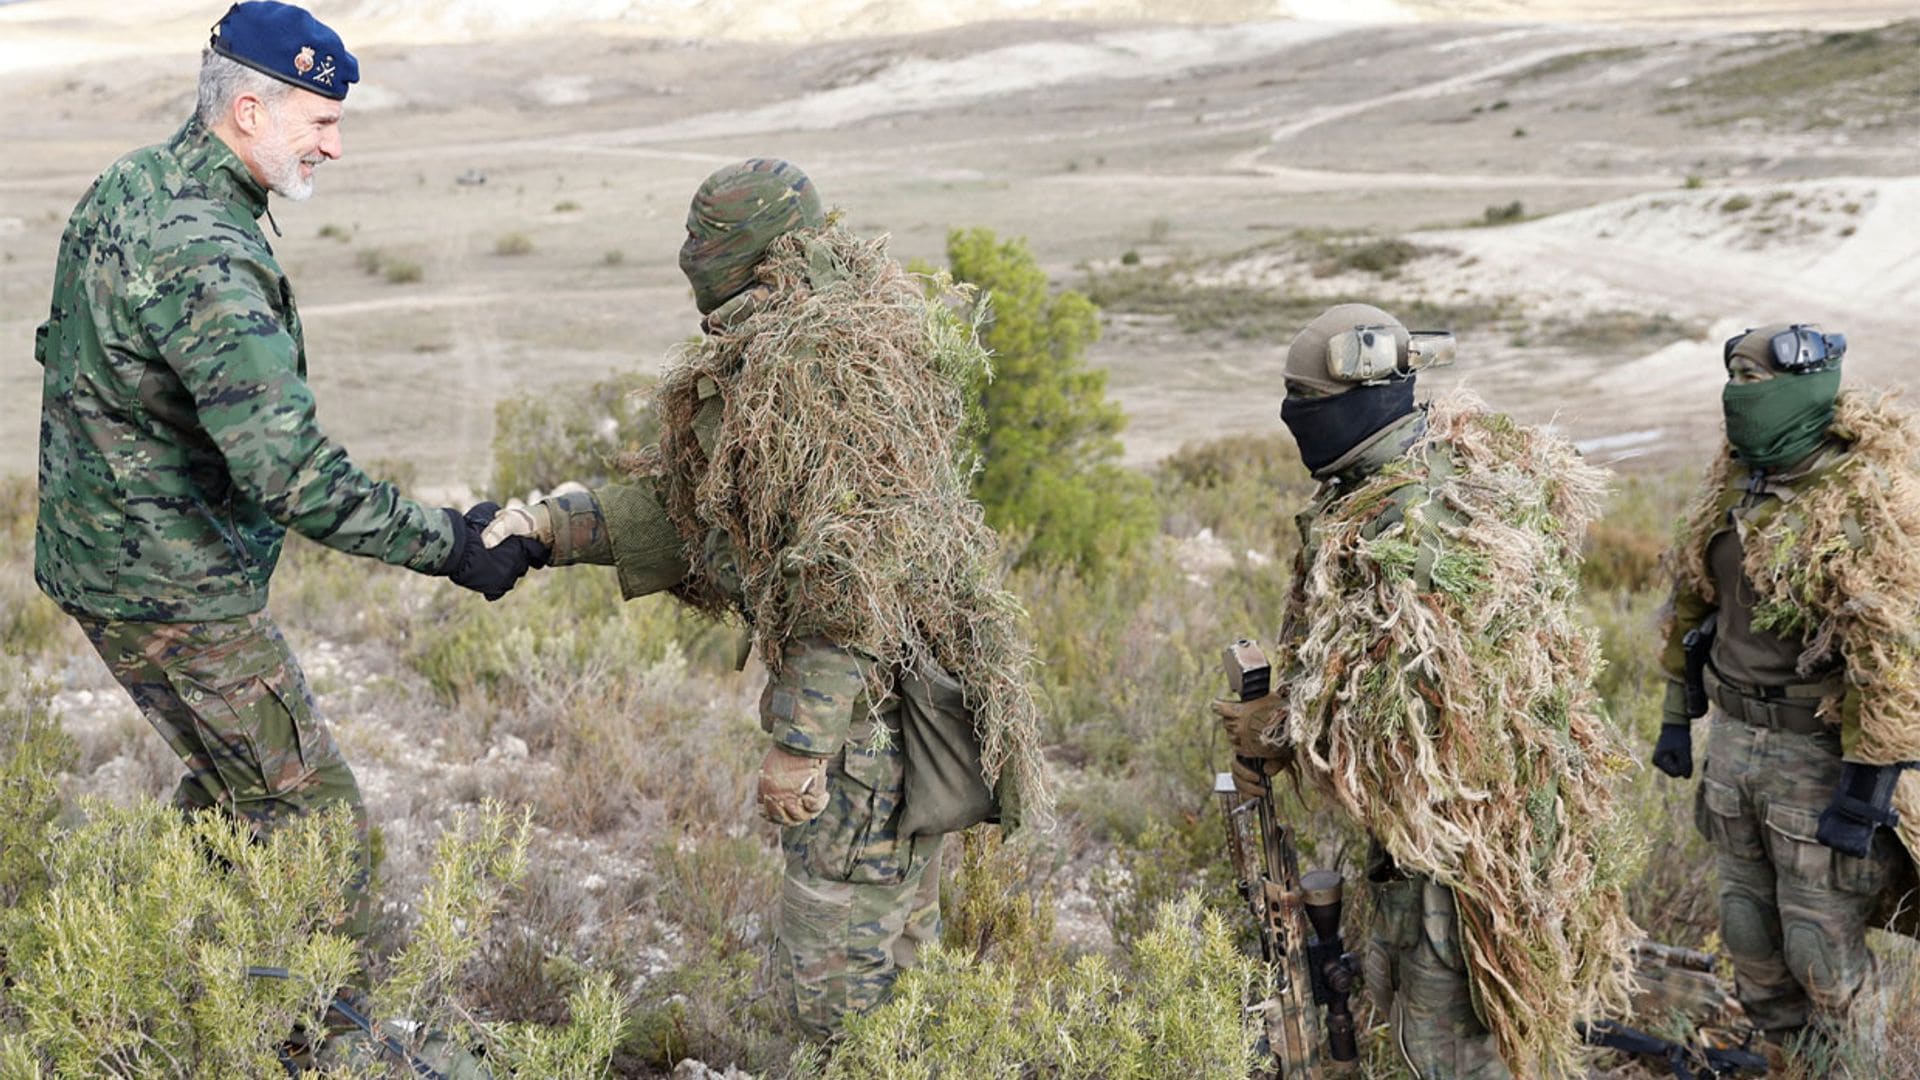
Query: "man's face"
251 91 344 202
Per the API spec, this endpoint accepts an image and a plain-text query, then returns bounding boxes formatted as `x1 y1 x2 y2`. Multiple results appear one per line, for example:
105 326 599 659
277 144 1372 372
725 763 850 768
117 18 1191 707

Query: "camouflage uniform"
1662 440 1902 1034
500 159 993 1038
538 438 945 1038
761 637 945 1036
34 117 457 936
1288 414 1511 1080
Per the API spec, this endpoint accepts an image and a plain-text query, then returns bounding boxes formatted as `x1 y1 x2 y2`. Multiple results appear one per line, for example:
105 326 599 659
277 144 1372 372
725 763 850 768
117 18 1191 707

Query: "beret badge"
207 2 358 100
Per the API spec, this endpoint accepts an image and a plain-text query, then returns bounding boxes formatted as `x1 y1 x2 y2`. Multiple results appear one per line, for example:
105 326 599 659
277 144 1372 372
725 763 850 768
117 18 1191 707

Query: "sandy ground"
2 2 1917 491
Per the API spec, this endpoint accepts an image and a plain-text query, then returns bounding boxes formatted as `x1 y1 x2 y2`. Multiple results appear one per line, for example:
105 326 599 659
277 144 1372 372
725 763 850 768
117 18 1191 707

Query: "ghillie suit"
641 221 1051 820
1274 392 1639 1076
1668 389 1920 931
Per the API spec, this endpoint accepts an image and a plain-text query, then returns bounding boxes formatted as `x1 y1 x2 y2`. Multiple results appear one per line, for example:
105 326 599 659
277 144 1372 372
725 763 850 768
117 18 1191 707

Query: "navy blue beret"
209 2 358 101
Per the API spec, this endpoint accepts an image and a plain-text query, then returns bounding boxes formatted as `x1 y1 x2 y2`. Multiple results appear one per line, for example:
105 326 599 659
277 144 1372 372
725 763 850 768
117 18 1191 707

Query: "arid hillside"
3 6 1918 485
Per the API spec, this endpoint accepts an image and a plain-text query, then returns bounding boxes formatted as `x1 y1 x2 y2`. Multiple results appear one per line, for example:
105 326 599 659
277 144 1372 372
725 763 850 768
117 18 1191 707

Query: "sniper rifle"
1215 638 1359 1079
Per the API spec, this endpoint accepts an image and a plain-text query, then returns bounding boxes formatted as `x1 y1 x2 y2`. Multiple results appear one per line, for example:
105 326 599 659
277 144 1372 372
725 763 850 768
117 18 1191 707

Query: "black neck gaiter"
1280 378 1417 475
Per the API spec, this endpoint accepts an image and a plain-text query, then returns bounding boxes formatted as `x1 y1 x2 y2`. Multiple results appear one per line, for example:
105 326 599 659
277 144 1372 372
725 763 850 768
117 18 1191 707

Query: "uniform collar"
1320 410 1426 491
170 116 271 222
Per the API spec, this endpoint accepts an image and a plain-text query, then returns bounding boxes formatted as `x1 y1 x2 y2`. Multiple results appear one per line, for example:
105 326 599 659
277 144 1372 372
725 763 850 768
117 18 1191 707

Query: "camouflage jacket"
34 118 456 622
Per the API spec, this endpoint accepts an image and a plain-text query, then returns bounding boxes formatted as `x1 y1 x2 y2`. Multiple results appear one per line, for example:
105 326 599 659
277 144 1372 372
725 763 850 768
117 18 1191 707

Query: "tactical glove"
1815 761 1905 858
1651 723 1694 780
440 503 548 601
481 501 555 549
757 744 831 826
1229 754 1286 801
1211 694 1287 760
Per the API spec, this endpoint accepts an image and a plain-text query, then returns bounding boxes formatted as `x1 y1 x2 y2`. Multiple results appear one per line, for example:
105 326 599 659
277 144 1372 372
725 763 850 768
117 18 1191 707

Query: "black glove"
439 503 548 601
1815 761 1906 858
1651 723 1694 780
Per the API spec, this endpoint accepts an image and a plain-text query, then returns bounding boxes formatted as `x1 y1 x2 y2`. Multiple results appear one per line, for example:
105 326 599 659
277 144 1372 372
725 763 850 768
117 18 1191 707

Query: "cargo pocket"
1694 776 1764 859
800 713 909 887
1763 803 1834 890
163 665 316 805
1831 828 1896 897
1366 871 1421 1015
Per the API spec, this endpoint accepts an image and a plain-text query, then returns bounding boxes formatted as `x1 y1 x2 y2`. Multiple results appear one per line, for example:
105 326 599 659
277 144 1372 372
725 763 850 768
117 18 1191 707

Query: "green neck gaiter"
1721 367 1841 470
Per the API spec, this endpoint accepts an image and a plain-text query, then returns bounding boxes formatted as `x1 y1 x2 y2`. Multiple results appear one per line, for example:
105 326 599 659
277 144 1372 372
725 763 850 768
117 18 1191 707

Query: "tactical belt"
1703 666 1834 736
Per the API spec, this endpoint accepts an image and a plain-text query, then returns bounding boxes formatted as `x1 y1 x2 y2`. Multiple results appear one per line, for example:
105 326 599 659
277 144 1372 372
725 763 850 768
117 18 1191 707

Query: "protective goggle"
1722 324 1846 374
1326 325 1457 384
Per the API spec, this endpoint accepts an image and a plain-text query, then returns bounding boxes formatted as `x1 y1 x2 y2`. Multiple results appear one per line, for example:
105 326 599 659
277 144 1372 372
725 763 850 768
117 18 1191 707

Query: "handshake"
438 500 550 602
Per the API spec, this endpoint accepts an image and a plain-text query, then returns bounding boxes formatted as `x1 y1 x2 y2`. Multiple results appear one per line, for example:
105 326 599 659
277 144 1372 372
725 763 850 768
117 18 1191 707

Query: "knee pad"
1721 892 1781 962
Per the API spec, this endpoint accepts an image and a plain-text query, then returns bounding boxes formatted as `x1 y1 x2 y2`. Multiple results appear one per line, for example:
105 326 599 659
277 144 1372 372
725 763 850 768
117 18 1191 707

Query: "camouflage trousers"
78 611 372 941
1694 712 1898 1034
1367 847 1511 1080
775 708 944 1040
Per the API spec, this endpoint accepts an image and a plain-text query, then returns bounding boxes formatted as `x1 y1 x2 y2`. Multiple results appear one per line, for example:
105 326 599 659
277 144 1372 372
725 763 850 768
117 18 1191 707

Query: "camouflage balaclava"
678 159 825 315
1722 323 1841 470
1280 303 1419 476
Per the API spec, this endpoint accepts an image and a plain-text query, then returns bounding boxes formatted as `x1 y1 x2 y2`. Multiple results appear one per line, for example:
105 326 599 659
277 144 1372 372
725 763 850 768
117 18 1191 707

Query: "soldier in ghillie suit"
32 1 543 944
482 159 1051 1038
1217 304 1638 1078
1653 324 1920 1051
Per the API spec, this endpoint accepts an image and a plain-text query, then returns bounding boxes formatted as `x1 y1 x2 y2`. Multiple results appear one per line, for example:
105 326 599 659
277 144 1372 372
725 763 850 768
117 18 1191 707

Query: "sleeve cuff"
1661 679 1691 726
543 489 613 566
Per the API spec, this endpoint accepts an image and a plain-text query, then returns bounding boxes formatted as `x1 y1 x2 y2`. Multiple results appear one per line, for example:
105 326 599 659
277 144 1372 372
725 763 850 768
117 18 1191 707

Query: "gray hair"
196 48 295 128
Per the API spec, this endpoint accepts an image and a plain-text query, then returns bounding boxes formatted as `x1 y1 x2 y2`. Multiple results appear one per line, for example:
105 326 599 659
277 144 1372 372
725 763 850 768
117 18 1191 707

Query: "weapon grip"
1681 613 1717 719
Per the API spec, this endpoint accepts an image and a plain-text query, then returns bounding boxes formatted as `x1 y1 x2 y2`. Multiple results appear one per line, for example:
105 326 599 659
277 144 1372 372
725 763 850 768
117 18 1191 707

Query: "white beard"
257 113 320 202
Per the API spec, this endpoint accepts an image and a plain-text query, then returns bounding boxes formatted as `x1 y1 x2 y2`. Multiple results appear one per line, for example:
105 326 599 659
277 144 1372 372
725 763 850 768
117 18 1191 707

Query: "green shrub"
1538 310 1704 353
406 568 728 702
624 949 791 1071
1481 200 1527 225
554 200 581 213
1311 236 1425 279
940 827 1059 973
827 893 1258 1078
1719 194 1754 213
946 228 1155 575
0 800 617 1077
487 974 626 1077
1 802 361 1078
491 370 661 497
383 259 423 284
0 659 74 907
1 573 68 661
495 232 536 256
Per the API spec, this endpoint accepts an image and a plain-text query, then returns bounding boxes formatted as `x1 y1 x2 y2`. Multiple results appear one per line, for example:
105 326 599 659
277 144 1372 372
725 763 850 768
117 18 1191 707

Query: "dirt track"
2 5 1916 487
